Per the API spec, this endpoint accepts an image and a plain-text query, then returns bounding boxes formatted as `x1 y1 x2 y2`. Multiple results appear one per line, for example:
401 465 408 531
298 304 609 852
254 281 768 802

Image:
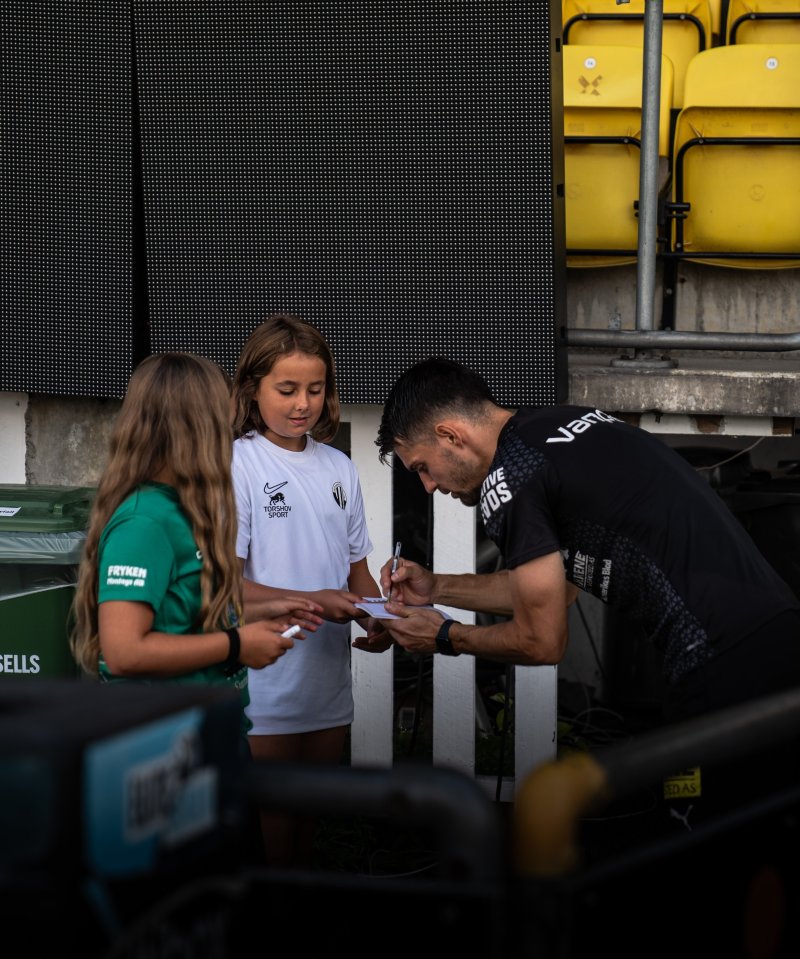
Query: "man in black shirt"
375 357 800 722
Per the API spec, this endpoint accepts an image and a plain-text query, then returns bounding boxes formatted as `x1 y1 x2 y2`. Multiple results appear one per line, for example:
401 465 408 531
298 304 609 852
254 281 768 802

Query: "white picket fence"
345 405 558 800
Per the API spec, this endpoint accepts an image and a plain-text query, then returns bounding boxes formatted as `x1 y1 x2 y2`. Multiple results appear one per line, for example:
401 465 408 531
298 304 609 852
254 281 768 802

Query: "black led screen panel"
0 1 134 398
136 1 566 407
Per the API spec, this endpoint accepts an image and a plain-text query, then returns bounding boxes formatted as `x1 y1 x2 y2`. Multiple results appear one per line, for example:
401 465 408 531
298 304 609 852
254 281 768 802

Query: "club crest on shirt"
332 482 347 510
263 478 291 519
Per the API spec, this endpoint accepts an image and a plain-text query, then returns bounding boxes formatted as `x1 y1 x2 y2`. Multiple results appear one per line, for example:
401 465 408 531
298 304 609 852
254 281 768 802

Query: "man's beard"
441 446 481 507
456 487 480 507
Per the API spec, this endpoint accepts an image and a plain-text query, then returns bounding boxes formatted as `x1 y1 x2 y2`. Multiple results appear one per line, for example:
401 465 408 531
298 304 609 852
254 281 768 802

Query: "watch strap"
435 618 460 656
224 626 242 674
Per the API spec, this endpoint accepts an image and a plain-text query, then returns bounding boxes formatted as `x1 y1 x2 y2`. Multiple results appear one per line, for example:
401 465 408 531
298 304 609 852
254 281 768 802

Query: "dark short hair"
376 357 496 463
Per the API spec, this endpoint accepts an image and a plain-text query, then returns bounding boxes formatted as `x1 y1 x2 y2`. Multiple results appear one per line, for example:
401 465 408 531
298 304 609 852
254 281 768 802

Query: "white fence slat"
432 492 476 774
346 405 395 768
514 664 559 785
0 393 27 483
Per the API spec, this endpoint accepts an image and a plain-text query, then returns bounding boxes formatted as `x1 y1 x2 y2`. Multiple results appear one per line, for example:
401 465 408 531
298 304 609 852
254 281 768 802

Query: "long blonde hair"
70 353 242 675
231 313 341 443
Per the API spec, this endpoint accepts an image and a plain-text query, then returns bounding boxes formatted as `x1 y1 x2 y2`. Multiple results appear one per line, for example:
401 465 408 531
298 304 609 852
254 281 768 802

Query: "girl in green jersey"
70 352 323 726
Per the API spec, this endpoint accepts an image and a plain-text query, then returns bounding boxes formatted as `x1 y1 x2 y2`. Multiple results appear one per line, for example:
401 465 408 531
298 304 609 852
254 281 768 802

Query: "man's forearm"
447 617 563 666
433 570 513 616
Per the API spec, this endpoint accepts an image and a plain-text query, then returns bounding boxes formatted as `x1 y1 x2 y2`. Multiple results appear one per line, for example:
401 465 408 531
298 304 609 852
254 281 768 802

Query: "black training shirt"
480 406 799 685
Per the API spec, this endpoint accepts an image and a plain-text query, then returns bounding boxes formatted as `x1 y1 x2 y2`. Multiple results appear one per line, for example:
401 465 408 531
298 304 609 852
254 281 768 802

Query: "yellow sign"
663 766 702 800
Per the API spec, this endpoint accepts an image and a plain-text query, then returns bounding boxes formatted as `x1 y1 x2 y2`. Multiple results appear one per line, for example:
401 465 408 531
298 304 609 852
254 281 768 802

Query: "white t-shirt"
232 431 373 734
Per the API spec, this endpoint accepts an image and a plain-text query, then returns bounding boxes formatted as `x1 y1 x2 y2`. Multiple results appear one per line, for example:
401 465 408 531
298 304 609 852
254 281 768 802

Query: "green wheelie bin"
0 485 95 679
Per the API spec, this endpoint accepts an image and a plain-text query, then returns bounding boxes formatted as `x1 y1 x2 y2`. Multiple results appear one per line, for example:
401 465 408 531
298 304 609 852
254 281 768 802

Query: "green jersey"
97 483 250 734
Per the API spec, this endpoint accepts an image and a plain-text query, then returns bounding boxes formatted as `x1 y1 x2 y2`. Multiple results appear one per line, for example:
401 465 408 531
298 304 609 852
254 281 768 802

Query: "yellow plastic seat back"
563 44 674 267
725 0 800 45
671 44 800 268
562 0 712 108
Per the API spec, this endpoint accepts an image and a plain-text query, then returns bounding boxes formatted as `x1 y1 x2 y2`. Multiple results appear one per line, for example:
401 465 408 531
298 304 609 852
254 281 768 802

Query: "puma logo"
669 805 694 831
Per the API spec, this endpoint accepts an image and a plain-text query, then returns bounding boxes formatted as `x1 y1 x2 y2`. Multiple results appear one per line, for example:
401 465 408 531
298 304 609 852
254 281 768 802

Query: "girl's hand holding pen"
239 619 304 670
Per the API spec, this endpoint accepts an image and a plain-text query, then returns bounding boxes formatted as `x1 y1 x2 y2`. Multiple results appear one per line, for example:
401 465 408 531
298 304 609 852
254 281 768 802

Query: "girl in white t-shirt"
231 312 391 868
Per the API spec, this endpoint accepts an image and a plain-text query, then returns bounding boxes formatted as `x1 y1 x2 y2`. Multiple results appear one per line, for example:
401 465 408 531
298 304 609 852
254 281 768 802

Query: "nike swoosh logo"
264 481 288 496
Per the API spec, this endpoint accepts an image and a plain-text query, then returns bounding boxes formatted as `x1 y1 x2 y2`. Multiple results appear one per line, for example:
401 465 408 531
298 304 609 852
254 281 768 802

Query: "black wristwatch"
435 618 461 656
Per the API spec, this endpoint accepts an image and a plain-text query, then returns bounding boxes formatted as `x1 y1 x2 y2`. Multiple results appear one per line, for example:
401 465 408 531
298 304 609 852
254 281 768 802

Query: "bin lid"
0 485 95 533
0 529 88 564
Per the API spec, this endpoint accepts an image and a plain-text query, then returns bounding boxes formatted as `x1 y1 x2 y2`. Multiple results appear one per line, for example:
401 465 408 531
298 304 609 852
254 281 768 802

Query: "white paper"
354 601 453 621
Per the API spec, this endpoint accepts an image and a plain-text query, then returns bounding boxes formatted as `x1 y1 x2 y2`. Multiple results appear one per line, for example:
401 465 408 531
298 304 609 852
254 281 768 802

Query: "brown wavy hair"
70 352 242 676
231 313 340 444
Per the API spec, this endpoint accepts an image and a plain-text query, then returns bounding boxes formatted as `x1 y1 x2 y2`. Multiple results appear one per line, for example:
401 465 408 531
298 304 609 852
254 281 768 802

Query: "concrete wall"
673 263 800 335
565 263 800 334
4 386 797 490
2 265 798 487
0 393 119 488
25 396 122 487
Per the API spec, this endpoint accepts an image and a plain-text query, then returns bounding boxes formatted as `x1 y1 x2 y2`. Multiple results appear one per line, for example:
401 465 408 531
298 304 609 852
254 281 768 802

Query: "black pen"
387 540 402 602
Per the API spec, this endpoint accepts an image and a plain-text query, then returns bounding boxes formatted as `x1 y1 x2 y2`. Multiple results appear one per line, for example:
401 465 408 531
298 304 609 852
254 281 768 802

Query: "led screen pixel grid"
0 1 134 398
136 1 565 407
1 2 565 406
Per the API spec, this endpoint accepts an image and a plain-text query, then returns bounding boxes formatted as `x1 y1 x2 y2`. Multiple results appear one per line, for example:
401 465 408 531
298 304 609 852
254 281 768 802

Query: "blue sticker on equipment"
84 708 219 876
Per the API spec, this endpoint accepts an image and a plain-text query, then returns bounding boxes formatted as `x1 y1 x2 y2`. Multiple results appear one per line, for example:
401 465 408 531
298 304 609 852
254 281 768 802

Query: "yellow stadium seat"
707 0 725 42
562 0 713 107
725 0 800 44
706 0 725 41
563 44 675 267
668 44 800 268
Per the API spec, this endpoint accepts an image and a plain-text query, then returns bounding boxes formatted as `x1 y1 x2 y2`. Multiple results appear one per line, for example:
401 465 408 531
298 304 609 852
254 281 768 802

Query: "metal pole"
565 327 800 351
636 0 664 334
